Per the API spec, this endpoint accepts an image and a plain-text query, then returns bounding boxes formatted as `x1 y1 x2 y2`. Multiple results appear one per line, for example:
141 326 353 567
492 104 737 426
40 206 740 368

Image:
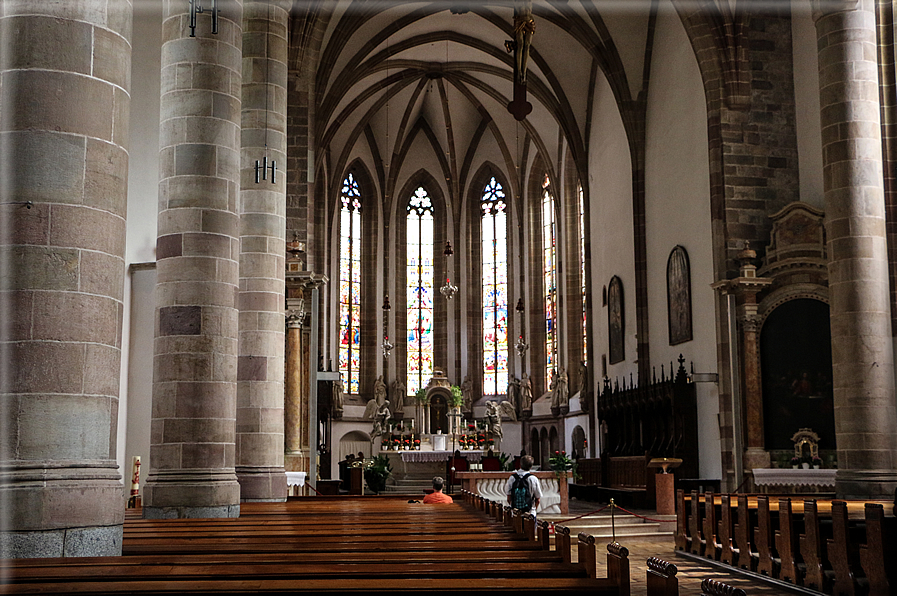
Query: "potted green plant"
415 388 428 405
363 454 392 494
549 450 577 481
450 385 463 408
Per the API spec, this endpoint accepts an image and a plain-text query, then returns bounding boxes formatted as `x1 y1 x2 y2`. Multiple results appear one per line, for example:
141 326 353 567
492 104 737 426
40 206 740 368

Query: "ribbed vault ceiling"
305 1 659 203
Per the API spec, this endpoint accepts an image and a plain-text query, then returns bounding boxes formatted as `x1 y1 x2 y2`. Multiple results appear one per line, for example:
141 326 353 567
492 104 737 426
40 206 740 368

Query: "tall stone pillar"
235 0 290 502
143 0 244 518
814 0 897 498
0 0 131 556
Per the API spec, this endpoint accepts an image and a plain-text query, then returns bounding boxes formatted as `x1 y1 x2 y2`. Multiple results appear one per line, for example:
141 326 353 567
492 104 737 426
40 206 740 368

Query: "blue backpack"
510 472 534 511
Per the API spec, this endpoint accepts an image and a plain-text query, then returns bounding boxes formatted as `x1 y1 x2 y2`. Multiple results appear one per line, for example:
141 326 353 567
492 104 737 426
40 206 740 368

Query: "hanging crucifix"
505 0 535 121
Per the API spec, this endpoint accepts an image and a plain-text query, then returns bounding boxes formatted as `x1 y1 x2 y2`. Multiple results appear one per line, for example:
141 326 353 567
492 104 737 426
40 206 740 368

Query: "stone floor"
561 499 800 595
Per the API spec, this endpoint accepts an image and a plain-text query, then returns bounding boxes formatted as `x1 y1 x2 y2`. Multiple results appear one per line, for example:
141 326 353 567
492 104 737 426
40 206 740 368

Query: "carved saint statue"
332 379 344 419
460 374 473 413
550 366 569 410
366 399 391 441
484 400 517 440
506 376 519 411
374 375 387 405
392 378 407 415
518 373 533 414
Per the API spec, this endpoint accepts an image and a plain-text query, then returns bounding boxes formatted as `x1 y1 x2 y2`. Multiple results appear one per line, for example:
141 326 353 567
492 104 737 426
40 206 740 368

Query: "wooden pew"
774 497 799 584
700 578 746 596
688 490 704 555
4 499 621 594
859 503 893 596
702 491 721 560
556 524 574 564
646 556 678 596
827 500 859 596
607 542 631 596
578 532 598 579
753 495 778 577
719 494 737 565
733 495 756 570
799 499 829 593
675 489 690 551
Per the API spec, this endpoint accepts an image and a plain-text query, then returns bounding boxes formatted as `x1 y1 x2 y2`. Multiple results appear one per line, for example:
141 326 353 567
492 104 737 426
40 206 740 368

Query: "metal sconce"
381 294 393 358
439 241 458 300
255 155 277 184
514 297 528 357
189 0 219 37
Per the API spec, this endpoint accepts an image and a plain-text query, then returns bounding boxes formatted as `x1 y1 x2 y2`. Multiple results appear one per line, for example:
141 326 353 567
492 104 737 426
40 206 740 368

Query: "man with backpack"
505 455 541 513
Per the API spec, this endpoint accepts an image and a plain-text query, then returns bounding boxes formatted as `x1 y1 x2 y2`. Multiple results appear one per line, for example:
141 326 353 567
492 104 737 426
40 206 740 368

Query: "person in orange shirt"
422 476 453 503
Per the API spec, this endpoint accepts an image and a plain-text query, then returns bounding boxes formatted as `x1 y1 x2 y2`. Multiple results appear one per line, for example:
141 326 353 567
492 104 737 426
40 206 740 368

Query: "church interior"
2 0 897 591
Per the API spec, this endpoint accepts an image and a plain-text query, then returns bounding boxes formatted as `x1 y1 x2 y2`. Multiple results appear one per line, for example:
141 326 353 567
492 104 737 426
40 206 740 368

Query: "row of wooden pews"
675 490 897 595
3 496 621 594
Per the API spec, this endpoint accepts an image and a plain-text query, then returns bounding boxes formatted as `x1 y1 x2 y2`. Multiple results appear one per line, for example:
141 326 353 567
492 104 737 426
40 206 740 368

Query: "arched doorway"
571 425 586 459
430 394 448 434
539 428 550 469
549 426 559 458
760 298 835 453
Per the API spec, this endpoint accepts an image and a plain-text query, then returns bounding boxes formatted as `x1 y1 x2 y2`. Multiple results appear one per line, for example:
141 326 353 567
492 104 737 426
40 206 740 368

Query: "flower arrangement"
381 438 390 451
811 455 823 468
790 456 801 468
414 438 421 450
549 450 577 480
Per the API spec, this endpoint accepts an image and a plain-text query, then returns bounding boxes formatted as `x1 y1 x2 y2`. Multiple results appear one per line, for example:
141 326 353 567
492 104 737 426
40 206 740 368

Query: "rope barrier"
304 481 323 496
550 503 610 526
610 502 670 523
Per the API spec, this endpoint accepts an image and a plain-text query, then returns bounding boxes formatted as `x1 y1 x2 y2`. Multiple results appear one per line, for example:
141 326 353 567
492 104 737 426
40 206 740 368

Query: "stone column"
815 0 897 498
143 0 244 518
235 0 289 502
0 0 131 557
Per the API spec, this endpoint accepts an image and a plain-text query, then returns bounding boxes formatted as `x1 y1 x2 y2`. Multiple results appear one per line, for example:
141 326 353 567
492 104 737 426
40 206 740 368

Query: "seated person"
423 476 453 503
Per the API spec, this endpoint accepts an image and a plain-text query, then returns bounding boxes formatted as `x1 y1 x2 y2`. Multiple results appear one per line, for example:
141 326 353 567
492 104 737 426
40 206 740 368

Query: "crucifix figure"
505 0 534 121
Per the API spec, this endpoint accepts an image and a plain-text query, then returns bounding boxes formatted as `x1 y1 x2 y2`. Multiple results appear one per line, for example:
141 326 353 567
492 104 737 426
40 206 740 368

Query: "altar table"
752 468 836 493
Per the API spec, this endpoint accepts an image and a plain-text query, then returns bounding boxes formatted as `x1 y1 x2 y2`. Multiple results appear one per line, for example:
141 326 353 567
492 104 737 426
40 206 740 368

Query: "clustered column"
235 0 290 502
815 0 897 498
0 0 132 556
143 1 244 518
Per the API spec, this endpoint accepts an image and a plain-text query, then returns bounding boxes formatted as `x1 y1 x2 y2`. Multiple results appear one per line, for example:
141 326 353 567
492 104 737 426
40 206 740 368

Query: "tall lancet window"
542 174 558 386
338 173 362 394
481 176 509 396
406 187 435 396
579 183 587 361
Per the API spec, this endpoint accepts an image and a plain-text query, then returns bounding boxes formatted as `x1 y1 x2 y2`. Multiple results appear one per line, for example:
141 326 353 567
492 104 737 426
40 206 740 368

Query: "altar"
752 468 836 493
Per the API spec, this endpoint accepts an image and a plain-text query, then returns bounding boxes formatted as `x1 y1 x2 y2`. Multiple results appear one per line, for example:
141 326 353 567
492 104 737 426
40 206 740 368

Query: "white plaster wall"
791 1 824 209
587 72 636 382
645 5 720 480
123 266 156 500
118 3 162 495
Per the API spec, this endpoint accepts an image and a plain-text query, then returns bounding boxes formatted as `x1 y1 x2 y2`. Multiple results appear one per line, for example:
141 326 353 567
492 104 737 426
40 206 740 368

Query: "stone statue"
579 360 590 396
460 374 473 413
374 375 387 405
506 376 520 412
366 399 391 441
332 379 344 419
485 400 517 440
392 378 407 415
518 373 533 414
551 366 569 412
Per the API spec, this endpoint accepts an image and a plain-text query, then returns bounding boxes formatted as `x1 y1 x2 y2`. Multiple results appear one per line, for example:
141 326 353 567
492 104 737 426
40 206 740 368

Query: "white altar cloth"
399 450 484 463
752 468 836 488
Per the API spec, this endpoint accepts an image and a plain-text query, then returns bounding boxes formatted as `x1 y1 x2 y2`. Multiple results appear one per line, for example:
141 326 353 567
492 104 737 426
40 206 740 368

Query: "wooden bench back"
645 556 678 596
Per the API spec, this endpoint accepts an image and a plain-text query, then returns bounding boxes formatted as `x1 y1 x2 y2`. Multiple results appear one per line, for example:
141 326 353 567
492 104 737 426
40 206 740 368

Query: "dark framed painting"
607 276 624 364
667 245 692 345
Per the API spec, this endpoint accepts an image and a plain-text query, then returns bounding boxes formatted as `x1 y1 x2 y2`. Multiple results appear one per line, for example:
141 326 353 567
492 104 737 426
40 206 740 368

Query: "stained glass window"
579 183 587 361
338 173 362 394
481 176 509 396
407 186 435 396
542 174 558 387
